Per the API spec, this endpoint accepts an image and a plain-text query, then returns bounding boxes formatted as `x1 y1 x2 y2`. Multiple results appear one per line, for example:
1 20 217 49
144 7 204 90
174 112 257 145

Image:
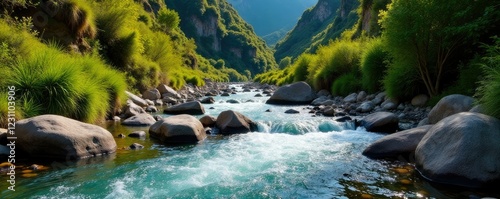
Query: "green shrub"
477 38 500 119
360 38 388 93
331 73 361 96
383 59 426 100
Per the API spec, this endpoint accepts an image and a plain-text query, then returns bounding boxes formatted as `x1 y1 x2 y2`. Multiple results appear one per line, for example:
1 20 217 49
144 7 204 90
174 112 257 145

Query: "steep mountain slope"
165 0 277 76
274 0 359 60
227 0 317 46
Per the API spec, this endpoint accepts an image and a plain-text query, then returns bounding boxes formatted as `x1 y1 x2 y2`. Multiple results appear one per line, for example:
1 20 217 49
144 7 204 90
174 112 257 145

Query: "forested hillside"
227 0 317 46
164 0 277 76
274 0 359 61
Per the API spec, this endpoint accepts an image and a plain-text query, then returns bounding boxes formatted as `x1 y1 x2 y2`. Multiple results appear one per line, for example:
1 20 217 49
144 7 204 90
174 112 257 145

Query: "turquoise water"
1 85 497 198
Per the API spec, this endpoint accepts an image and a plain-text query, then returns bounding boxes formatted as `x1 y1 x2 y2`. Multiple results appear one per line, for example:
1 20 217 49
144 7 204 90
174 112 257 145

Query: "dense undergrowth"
0 0 249 127
256 0 500 118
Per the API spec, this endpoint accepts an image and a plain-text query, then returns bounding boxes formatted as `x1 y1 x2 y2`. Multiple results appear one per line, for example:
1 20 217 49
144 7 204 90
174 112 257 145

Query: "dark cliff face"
165 0 277 75
274 0 359 61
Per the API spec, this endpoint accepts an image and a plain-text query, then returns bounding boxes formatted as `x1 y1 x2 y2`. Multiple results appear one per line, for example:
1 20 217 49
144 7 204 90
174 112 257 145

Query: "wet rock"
200 97 215 104
16 115 116 159
162 96 178 105
154 100 163 106
335 116 352 122
311 96 329 106
416 112 500 188
265 109 272 112
122 113 156 126
125 91 148 107
411 94 429 107
157 84 181 99
381 99 399 110
130 143 144 150
363 125 433 159
320 100 335 106
123 101 146 119
226 99 240 104
428 94 474 124
266 81 316 105
322 106 336 117
360 112 399 133
343 93 358 103
254 94 263 97
285 109 300 114
142 89 161 100
129 131 146 138
154 115 163 121
357 91 367 102
216 110 257 135
145 106 158 113
221 92 230 97
357 101 375 113
200 115 217 127
149 114 206 144
117 134 126 138
164 101 205 115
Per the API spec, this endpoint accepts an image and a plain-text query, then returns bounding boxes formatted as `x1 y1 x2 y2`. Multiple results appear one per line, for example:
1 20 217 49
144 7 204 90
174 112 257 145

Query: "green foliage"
331 73 361 96
158 7 180 32
360 38 389 93
279 56 292 69
477 38 500 119
383 58 425 100
380 0 500 97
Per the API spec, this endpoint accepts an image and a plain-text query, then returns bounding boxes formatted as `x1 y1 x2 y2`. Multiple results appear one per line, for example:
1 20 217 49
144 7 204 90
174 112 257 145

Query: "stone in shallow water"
130 143 144 150
149 114 207 144
360 112 399 133
266 81 316 105
129 131 146 138
216 110 257 135
285 109 300 114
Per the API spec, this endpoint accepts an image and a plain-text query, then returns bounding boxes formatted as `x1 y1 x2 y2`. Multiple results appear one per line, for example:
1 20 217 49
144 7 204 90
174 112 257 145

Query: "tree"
158 8 180 32
278 56 292 69
381 0 499 97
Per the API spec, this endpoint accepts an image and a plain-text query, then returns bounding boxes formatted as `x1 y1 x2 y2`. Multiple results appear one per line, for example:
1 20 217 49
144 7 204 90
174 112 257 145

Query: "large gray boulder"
363 125 433 159
149 114 206 144
125 91 148 107
122 113 156 126
164 101 205 115
123 101 146 119
416 112 500 188
16 115 116 159
266 81 316 105
142 89 161 100
157 84 181 99
216 110 258 134
428 94 474 124
360 112 399 133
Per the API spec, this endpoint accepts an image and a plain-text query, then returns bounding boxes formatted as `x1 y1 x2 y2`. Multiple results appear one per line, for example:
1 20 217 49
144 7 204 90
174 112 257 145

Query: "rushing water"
1 85 498 198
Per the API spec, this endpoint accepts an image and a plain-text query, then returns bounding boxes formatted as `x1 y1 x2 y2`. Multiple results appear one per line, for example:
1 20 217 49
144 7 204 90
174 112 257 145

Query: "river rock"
343 93 358 103
16 115 116 159
200 97 215 104
360 112 399 133
285 109 300 114
162 96 178 105
266 81 316 105
125 91 148 107
381 99 399 110
129 131 146 138
317 89 330 97
145 99 154 106
157 84 181 99
357 91 367 102
226 99 240 104
469 105 484 114
122 113 156 126
221 92 230 97
123 101 146 118
130 143 144 150
149 114 206 144
357 101 375 113
417 118 429 127
200 115 217 127
311 96 329 106
415 112 500 188
411 94 429 107
363 125 433 159
254 94 263 97
145 106 158 112
428 94 474 124
164 101 205 115
154 99 163 106
216 110 257 134
142 89 161 100
322 106 336 117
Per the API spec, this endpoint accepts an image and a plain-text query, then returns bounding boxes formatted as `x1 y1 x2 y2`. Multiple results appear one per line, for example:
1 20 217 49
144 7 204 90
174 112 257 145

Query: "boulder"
129 131 146 138
145 106 158 113
125 91 148 107
122 113 156 126
360 112 399 133
123 101 146 118
320 100 335 106
142 89 161 100
149 115 206 144
363 125 433 159
381 99 399 110
357 91 367 102
428 94 474 124
322 106 336 117
415 112 500 188
343 93 358 103
357 101 375 113
200 97 215 104
266 81 316 105
311 96 329 106
216 110 257 134
16 115 116 159
164 101 205 115
411 94 429 107
200 115 217 127
157 84 181 99
162 96 178 105
285 109 300 114
254 94 263 97
469 105 484 114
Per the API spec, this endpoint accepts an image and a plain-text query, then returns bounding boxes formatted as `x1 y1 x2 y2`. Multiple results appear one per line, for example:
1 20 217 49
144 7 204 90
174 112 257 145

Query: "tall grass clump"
292 54 314 82
312 40 362 90
360 38 389 93
331 73 361 96
476 38 500 119
383 59 426 100
48 0 97 38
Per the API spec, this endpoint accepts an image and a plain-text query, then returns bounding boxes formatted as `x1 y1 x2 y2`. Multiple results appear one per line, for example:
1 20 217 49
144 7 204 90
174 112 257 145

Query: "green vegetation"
274 0 359 60
360 38 388 93
165 0 277 76
477 38 500 119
